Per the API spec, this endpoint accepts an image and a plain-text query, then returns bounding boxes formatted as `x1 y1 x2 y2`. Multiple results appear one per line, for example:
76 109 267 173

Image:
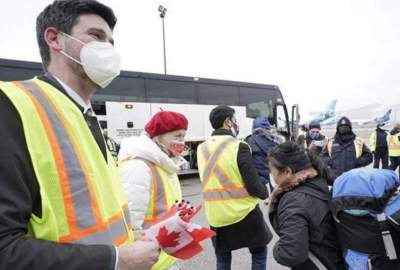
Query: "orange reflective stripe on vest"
14 80 130 244
200 138 250 201
144 163 169 226
65 204 131 245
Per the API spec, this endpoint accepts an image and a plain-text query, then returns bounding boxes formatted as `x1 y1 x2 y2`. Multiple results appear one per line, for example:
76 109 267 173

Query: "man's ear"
223 117 231 129
44 27 63 52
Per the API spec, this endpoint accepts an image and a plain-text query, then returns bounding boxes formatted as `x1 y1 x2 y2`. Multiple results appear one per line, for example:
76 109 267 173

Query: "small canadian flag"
145 202 215 260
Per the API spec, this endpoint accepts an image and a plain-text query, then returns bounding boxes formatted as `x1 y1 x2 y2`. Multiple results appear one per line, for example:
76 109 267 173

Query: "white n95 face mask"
269 173 277 188
60 32 121 88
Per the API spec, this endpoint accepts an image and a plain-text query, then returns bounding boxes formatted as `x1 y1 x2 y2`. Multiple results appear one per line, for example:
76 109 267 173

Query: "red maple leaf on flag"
156 226 181 249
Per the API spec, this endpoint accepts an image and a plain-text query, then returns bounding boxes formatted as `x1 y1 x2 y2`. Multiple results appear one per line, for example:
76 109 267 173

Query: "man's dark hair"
209 105 235 129
36 0 117 69
309 121 321 130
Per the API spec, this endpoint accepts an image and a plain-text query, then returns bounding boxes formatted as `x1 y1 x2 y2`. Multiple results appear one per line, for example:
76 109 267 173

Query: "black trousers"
389 157 400 175
373 151 389 169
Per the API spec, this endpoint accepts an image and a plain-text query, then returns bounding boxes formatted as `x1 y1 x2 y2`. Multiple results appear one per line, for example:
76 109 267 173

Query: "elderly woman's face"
159 129 186 144
157 129 187 156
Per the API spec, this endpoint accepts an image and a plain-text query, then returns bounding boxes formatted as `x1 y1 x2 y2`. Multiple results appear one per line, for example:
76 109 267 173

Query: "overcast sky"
1 0 399 118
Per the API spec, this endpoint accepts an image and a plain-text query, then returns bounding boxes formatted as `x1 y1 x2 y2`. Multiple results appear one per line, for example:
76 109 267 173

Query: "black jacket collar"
211 128 234 137
37 73 85 113
291 176 330 202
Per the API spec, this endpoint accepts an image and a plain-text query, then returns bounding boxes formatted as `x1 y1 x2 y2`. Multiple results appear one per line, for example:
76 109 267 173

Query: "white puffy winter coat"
118 135 182 230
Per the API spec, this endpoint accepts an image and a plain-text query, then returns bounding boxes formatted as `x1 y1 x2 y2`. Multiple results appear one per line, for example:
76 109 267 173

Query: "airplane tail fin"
326 99 337 115
384 109 392 119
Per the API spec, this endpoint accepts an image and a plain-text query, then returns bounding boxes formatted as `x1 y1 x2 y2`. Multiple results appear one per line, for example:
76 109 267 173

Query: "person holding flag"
119 111 189 269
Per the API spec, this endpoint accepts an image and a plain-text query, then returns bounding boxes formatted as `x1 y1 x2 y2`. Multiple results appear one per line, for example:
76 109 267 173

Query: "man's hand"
308 141 315 150
117 240 160 270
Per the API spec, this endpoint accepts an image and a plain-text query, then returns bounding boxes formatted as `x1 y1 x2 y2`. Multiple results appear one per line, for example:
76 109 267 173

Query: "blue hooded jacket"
245 117 278 188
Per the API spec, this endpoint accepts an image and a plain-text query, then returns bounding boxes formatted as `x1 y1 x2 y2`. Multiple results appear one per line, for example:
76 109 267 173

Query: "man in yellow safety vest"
388 123 400 176
0 1 159 269
369 123 389 169
197 105 272 270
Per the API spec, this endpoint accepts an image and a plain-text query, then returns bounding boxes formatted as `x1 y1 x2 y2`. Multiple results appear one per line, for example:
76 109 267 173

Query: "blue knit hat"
252 117 272 130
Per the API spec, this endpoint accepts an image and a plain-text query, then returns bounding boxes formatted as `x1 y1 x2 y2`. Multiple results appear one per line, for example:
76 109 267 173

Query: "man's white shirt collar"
53 75 92 114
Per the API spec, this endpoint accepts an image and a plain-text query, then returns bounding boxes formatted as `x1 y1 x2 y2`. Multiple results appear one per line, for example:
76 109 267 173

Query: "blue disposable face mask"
309 131 319 140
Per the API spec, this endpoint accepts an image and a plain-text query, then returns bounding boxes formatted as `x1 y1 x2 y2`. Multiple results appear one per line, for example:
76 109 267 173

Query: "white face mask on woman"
60 32 121 88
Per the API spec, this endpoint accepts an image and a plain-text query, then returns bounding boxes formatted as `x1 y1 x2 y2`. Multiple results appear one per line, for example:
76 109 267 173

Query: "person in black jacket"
268 142 345 270
204 105 273 270
321 116 373 181
369 124 389 169
102 128 120 162
0 1 158 269
303 121 327 155
296 123 309 148
245 117 282 196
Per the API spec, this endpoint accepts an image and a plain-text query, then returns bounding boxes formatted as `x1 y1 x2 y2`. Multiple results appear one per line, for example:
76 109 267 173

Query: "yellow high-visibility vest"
298 129 306 140
0 78 133 245
197 135 258 227
146 161 182 270
119 158 182 270
146 163 182 270
327 137 364 159
142 162 182 227
369 132 377 152
387 133 400 157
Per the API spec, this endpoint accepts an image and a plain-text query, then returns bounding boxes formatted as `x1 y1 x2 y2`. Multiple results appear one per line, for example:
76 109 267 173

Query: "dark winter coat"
269 176 345 270
321 117 372 180
210 129 273 251
375 127 388 152
245 129 279 188
390 128 400 136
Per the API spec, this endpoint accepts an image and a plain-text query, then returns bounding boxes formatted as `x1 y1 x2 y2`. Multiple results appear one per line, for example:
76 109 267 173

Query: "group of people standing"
299 117 400 178
187 107 400 270
369 122 400 175
1 0 400 269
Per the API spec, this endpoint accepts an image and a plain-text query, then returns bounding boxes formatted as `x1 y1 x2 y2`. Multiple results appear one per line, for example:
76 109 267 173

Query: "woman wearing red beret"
118 111 189 270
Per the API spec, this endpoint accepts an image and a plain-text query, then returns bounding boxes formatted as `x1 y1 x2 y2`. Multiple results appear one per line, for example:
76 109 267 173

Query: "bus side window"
198 84 239 105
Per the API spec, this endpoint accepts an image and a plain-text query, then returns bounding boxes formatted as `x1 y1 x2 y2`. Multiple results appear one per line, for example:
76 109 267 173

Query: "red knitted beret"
145 111 188 138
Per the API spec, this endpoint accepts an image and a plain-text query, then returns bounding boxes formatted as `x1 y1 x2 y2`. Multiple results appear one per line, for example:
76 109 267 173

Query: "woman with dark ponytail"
267 141 344 270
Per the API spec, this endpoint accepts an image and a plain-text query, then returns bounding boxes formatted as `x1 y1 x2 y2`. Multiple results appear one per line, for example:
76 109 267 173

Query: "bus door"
275 102 291 140
291 104 300 141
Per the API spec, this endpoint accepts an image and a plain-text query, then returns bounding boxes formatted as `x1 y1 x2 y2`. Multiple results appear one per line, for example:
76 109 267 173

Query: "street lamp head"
158 5 167 18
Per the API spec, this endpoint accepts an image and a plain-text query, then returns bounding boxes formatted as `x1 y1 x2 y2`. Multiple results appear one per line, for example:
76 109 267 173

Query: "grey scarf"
253 128 284 144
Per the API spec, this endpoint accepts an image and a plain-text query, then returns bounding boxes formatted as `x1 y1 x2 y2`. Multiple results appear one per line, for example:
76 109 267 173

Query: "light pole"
158 5 167 75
